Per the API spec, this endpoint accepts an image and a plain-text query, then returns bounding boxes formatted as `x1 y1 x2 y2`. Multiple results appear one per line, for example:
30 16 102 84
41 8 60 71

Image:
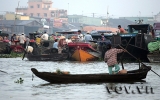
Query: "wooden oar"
118 44 160 77
119 37 133 69
22 42 29 60
0 70 8 74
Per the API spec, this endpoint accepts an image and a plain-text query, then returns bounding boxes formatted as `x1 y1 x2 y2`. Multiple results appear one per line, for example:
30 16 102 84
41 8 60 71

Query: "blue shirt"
53 42 58 49
84 34 93 42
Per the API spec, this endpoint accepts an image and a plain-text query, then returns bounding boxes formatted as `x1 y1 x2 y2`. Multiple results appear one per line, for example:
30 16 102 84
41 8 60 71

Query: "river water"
0 58 160 100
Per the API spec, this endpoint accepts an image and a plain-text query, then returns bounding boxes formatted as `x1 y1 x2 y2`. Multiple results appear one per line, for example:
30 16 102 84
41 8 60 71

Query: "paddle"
118 44 160 77
118 37 133 69
0 70 8 74
22 42 29 60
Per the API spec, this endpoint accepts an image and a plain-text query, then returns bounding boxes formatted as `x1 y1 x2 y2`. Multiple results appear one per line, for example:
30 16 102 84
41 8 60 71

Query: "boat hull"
71 49 99 61
26 53 68 61
68 42 100 62
31 66 151 84
147 53 160 63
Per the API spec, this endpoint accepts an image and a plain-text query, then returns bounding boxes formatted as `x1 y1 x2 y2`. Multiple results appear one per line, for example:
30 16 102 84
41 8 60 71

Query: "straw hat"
60 36 66 39
87 31 90 34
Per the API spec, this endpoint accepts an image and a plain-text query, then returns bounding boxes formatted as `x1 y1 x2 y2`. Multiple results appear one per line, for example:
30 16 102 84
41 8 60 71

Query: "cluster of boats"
24 24 158 63
1 23 160 83
28 23 160 83
0 22 159 63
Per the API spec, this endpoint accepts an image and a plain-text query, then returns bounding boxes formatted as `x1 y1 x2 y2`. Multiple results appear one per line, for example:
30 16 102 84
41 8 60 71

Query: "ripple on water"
0 58 160 100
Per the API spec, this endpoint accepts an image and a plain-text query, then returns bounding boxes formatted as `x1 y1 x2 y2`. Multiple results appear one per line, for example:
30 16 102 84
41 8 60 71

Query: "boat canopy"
128 24 151 34
153 23 160 30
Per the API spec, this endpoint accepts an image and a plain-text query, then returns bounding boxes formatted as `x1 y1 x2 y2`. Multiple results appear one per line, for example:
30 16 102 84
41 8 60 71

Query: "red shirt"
119 28 126 33
104 48 124 66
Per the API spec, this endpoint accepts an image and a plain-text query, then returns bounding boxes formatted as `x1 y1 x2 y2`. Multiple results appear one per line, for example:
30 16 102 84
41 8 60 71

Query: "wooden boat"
147 53 160 63
26 45 69 61
26 53 68 61
56 31 101 62
0 33 11 54
25 40 69 61
91 24 154 62
153 23 160 40
31 65 151 84
68 42 101 62
147 23 160 63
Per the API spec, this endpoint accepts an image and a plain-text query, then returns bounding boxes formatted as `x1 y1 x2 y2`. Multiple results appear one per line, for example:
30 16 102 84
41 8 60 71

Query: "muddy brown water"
0 58 160 100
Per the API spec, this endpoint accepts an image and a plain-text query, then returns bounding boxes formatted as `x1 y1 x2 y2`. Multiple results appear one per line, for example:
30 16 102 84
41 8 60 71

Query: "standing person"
25 36 30 47
104 44 125 74
41 31 49 41
118 25 126 33
11 34 16 45
58 36 66 54
77 30 84 41
19 33 26 48
84 31 93 43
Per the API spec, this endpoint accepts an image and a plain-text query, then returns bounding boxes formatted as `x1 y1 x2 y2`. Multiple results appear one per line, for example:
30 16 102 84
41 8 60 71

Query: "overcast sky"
0 0 160 18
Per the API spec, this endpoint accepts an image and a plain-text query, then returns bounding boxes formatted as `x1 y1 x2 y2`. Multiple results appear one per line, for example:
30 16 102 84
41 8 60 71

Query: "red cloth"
3 40 10 42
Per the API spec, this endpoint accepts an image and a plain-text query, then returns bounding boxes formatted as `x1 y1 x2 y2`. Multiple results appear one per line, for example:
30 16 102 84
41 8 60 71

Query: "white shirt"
78 34 84 41
66 39 72 44
19 35 26 44
41 33 49 40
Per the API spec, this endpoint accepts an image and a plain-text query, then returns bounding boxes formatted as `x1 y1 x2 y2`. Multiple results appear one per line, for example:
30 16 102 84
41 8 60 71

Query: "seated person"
97 33 111 52
53 39 58 49
58 36 66 54
117 25 126 33
66 37 72 44
71 35 78 42
3 36 10 43
100 33 106 41
36 36 41 45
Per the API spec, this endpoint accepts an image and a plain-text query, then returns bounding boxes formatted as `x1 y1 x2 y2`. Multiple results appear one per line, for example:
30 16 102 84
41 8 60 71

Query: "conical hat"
60 36 66 39
87 31 90 34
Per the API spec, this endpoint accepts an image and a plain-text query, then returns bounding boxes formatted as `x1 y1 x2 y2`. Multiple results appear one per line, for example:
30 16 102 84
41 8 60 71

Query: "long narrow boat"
26 53 68 61
25 45 69 61
24 36 69 61
31 65 151 84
